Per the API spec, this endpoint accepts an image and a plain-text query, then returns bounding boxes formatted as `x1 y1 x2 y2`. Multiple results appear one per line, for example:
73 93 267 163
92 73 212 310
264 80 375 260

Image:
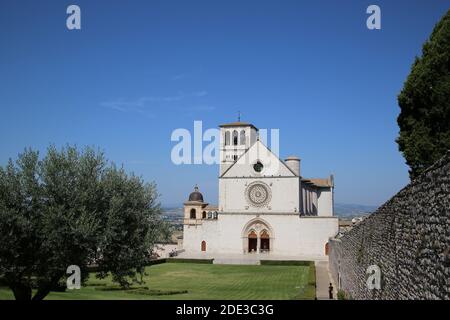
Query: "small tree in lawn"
397 10 450 179
0 145 168 300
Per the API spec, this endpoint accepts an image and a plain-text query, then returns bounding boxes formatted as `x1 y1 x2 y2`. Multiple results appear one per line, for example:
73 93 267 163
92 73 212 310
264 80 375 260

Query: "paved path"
315 260 336 300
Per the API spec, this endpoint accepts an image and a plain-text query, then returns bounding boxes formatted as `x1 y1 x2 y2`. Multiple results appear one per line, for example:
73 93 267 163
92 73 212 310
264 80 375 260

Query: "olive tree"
0 146 168 300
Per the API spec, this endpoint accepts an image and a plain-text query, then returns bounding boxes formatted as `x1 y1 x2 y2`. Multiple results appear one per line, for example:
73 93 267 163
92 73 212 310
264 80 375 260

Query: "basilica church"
182 121 338 258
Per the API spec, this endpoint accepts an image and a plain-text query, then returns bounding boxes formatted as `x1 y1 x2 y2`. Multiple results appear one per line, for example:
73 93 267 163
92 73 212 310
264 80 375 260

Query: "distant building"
182 121 338 258
351 217 365 224
338 219 353 234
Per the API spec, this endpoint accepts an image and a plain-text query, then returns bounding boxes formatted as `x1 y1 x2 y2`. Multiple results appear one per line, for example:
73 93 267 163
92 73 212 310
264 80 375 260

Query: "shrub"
337 289 351 300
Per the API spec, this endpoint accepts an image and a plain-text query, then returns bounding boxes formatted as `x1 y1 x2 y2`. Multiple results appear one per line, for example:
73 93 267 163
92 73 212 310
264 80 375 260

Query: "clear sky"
0 1 448 207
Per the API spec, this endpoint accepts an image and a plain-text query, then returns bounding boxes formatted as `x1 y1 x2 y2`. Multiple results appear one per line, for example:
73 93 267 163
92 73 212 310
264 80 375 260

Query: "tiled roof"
303 178 333 188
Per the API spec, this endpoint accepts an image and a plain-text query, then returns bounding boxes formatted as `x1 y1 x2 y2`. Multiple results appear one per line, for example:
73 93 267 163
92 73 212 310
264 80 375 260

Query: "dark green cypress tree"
397 10 450 179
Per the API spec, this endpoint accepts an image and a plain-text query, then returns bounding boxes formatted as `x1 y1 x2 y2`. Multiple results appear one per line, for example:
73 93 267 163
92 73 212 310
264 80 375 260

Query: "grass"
0 262 315 300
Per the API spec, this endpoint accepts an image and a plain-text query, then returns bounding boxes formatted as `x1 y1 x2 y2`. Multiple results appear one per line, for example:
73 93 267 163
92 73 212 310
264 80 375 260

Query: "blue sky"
0 1 448 207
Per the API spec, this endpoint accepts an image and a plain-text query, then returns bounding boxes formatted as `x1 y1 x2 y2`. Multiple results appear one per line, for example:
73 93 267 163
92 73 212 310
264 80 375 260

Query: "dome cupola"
188 185 204 202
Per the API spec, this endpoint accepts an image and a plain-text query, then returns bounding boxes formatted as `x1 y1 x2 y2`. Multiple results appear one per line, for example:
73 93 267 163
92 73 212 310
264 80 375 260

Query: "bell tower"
183 185 208 225
219 120 258 176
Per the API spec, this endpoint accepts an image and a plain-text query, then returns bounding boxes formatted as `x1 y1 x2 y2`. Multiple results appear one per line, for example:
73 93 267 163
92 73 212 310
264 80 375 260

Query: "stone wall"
329 152 450 300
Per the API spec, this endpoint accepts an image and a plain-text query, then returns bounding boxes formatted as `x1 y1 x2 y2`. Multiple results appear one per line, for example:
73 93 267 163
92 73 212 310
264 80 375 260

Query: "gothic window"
240 130 246 145
201 241 206 252
233 155 238 161
224 131 230 146
190 208 196 219
232 130 238 146
202 211 206 219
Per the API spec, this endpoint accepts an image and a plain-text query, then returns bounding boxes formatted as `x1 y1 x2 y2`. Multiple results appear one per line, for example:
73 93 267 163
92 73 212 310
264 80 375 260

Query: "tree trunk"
11 283 32 300
32 287 51 301
32 275 63 301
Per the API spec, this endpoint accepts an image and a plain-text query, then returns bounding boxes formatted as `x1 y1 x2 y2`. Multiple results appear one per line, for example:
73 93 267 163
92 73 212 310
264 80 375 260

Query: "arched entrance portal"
242 218 274 254
248 231 257 253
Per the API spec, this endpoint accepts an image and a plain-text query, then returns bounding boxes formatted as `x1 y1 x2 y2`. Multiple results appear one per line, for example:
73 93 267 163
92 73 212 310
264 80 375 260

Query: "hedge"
166 258 214 264
146 258 167 266
260 260 313 266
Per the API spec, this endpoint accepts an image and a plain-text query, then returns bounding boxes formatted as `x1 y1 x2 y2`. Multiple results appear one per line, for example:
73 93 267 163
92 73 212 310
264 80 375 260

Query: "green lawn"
0 262 315 300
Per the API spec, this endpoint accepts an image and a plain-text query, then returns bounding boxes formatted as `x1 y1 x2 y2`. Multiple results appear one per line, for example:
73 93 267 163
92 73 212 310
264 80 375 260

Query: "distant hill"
161 207 183 216
334 203 378 218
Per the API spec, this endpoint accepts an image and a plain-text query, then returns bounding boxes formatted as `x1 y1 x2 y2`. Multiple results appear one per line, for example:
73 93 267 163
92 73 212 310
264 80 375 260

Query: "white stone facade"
182 121 338 259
